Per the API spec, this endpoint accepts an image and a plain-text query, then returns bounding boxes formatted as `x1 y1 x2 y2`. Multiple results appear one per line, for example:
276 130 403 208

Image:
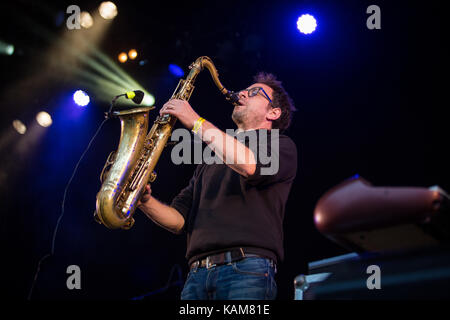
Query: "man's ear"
267 107 282 121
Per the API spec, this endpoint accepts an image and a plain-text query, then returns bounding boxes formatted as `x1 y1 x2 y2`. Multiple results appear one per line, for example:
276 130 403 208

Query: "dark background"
0 0 447 300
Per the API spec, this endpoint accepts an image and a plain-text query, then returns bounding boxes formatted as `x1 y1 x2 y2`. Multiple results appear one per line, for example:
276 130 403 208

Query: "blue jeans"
181 256 277 300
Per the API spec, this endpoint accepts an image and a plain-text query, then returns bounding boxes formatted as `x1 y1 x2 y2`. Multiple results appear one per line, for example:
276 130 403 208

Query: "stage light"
80 12 94 29
128 49 138 60
73 90 90 106
12 120 27 134
36 112 53 127
5 45 14 55
169 64 184 77
297 14 317 34
118 52 128 63
63 40 155 107
142 94 155 107
0 40 14 55
99 2 118 20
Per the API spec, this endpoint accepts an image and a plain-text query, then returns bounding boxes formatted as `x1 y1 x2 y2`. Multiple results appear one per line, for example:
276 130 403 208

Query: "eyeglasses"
239 87 272 104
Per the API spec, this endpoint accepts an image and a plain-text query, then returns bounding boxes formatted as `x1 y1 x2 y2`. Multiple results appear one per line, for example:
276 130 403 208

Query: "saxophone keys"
100 151 116 183
122 217 135 230
148 171 157 183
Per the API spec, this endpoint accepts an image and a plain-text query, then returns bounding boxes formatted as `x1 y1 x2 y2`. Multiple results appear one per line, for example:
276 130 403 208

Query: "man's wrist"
191 116 205 134
138 196 155 210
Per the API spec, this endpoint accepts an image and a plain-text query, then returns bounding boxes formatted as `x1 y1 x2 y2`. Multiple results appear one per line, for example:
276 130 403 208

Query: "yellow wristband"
191 117 205 134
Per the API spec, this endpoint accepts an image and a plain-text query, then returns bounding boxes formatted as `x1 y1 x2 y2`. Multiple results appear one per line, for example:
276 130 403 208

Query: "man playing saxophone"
138 72 297 300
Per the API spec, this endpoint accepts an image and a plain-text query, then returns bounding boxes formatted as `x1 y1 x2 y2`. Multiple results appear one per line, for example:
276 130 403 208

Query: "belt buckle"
191 261 200 271
206 256 216 269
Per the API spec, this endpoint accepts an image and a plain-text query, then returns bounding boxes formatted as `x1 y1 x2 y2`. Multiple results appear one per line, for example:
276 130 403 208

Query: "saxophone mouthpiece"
226 91 240 106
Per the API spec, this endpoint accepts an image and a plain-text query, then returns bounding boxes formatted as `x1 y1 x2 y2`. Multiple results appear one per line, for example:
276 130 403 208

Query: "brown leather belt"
190 248 260 270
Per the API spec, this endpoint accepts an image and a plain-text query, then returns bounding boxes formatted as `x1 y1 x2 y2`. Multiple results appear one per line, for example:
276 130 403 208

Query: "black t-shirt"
170 129 297 265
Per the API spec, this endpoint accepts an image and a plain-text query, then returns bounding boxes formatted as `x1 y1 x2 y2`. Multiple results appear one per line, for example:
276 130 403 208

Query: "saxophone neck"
188 56 231 96
170 56 237 106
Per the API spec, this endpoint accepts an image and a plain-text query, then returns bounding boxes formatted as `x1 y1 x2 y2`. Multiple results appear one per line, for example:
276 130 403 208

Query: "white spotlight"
6 45 14 55
73 90 90 107
0 40 15 56
12 120 27 134
80 12 94 29
99 2 118 20
297 14 317 35
36 112 53 127
142 94 155 107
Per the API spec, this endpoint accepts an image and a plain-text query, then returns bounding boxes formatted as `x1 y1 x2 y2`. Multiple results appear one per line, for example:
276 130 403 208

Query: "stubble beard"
232 106 266 130
231 107 246 127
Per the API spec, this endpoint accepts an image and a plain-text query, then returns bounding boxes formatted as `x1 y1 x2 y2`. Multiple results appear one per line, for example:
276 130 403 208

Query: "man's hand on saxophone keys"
160 99 200 130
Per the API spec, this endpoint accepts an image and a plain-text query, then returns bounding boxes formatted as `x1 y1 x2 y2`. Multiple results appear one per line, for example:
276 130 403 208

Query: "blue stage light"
169 64 184 77
297 14 317 34
73 90 90 107
350 173 360 180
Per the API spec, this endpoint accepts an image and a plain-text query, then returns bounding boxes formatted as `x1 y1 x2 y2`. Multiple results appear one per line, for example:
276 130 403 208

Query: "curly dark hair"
253 72 296 132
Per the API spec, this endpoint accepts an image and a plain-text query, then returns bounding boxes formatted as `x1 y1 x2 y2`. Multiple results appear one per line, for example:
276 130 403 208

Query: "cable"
27 116 109 300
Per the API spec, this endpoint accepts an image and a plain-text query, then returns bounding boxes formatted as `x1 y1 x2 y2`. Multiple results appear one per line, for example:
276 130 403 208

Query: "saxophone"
94 56 237 229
